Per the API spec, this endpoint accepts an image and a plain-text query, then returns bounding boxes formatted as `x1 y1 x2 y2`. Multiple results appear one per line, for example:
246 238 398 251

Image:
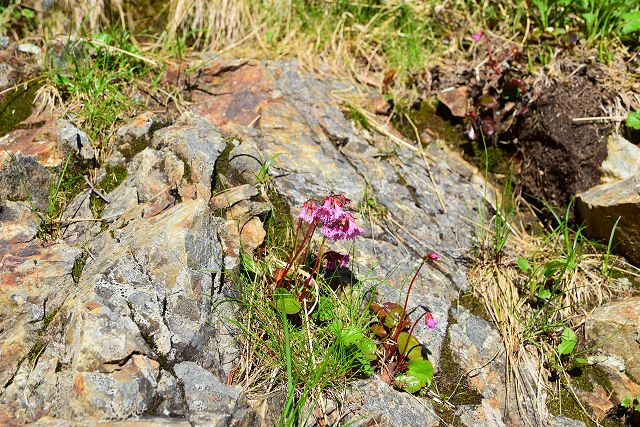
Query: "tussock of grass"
470 193 637 423
226 249 377 424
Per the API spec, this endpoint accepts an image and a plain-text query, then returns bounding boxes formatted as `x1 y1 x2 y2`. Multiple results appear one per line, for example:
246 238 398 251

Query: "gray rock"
550 415 587 427
18 43 41 55
57 119 95 161
174 361 256 426
0 35 9 48
344 379 439 427
117 112 164 144
152 112 227 202
600 134 640 183
576 175 640 264
211 184 259 210
449 307 546 426
0 200 38 243
585 297 640 383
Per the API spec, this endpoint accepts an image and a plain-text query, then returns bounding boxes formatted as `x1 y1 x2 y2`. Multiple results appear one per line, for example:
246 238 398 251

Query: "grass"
227 249 378 425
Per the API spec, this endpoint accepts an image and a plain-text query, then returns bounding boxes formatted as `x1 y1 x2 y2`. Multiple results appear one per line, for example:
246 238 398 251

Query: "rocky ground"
1 42 640 426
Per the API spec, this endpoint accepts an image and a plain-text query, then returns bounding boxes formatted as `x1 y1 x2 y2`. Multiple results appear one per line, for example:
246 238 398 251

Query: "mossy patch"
119 137 150 160
394 99 466 148
432 308 483 425
212 139 235 194
0 79 43 137
72 250 88 284
90 164 128 218
458 292 491 322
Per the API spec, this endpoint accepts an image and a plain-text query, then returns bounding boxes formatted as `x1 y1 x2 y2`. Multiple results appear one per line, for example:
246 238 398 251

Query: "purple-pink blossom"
324 251 350 269
299 200 316 224
425 312 437 329
473 31 483 42
426 252 440 261
322 212 364 241
313 194 348 223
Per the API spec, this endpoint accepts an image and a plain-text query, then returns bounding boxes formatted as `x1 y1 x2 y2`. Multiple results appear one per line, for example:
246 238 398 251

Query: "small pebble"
17 43 40 55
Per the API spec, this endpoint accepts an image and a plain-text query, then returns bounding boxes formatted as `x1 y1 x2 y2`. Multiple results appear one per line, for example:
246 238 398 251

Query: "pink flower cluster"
298 194 364 241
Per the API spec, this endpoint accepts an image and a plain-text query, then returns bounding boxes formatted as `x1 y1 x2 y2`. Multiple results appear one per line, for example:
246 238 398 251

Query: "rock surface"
576 174 640 264
585 297 640 383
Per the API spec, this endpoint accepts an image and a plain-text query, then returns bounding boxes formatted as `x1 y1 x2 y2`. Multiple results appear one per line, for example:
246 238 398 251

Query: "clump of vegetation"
230 193 440 424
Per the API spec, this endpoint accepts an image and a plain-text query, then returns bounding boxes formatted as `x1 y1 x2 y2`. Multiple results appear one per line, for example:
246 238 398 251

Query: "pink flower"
298 200 316 224
426 252 440 261
473 31 483 42
324 251 350 269
313 194 349 224
322 212 364 241
425 312 437 329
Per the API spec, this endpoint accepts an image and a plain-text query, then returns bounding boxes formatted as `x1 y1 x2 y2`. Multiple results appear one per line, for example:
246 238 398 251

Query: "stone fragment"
239 216 266 255
152 112 227 201
0 119 95 209
438 86 468 117
585 297 640 383
600 134 640 183
344 379 439 427
211 184 259 210
71 354 160 419
550 415 586 427
18 43 41 55
576 175 640 264
174 361 257 426
0 199 38 243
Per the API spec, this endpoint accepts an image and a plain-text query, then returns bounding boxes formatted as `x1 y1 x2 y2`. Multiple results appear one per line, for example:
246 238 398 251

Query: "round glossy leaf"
558 327 577 355
397 332 423 360
407 357 434 387
394 373 422 393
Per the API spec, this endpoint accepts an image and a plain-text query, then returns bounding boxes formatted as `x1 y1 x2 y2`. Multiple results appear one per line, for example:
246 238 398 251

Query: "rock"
117 112 165 145
0 35 9 48
151 112 227 202
0 200 38 243
344 379 439 427
550 415 586 427
238 216 266 254
18 43 41 55
585 297 640 383
449 307 545 426
438 86 468 117
211 184 259 210
0 119 95 210
600 134 640 183
0 240 81 388
174 361 257 426
576 175 640 264
0 200 242 424
60 189 97 243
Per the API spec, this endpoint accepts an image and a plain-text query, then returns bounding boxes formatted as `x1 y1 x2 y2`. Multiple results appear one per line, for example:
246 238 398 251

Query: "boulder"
576 175 640 264
600 134 640 183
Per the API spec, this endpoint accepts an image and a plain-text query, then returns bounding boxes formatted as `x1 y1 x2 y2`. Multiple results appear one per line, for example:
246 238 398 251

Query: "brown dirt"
513 73 612 208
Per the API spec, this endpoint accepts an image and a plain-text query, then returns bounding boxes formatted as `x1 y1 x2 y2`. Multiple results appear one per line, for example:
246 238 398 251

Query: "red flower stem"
391 257 428 343
277 222 316 288
397 311 429 369
301 236 325 299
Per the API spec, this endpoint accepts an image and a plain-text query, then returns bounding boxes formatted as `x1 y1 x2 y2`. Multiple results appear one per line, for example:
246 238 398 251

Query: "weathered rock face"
576 175 640 264
600 135 640 183
585 298 640 383
0 118 95 210
0 199 254 425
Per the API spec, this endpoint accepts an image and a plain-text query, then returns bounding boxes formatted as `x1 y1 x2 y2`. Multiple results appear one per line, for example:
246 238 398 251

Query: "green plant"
255 152 283 184
626 110 640 130
621 394 640 412
601 216 621 277
48 26 154 158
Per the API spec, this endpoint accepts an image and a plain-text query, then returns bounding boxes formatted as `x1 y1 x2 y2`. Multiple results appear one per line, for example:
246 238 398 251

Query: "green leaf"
272 288 301 315
626 111 640 131
339 324 365 346
397 332 423 360
312 296 334 322
407 357 434 387
517 257 531 271
241 253 260 274
20 8 35 18
621 396 632 408
356 337 378 361
537 287 551 300
621 12 640 34
557 328 577 355
395 373 423 393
